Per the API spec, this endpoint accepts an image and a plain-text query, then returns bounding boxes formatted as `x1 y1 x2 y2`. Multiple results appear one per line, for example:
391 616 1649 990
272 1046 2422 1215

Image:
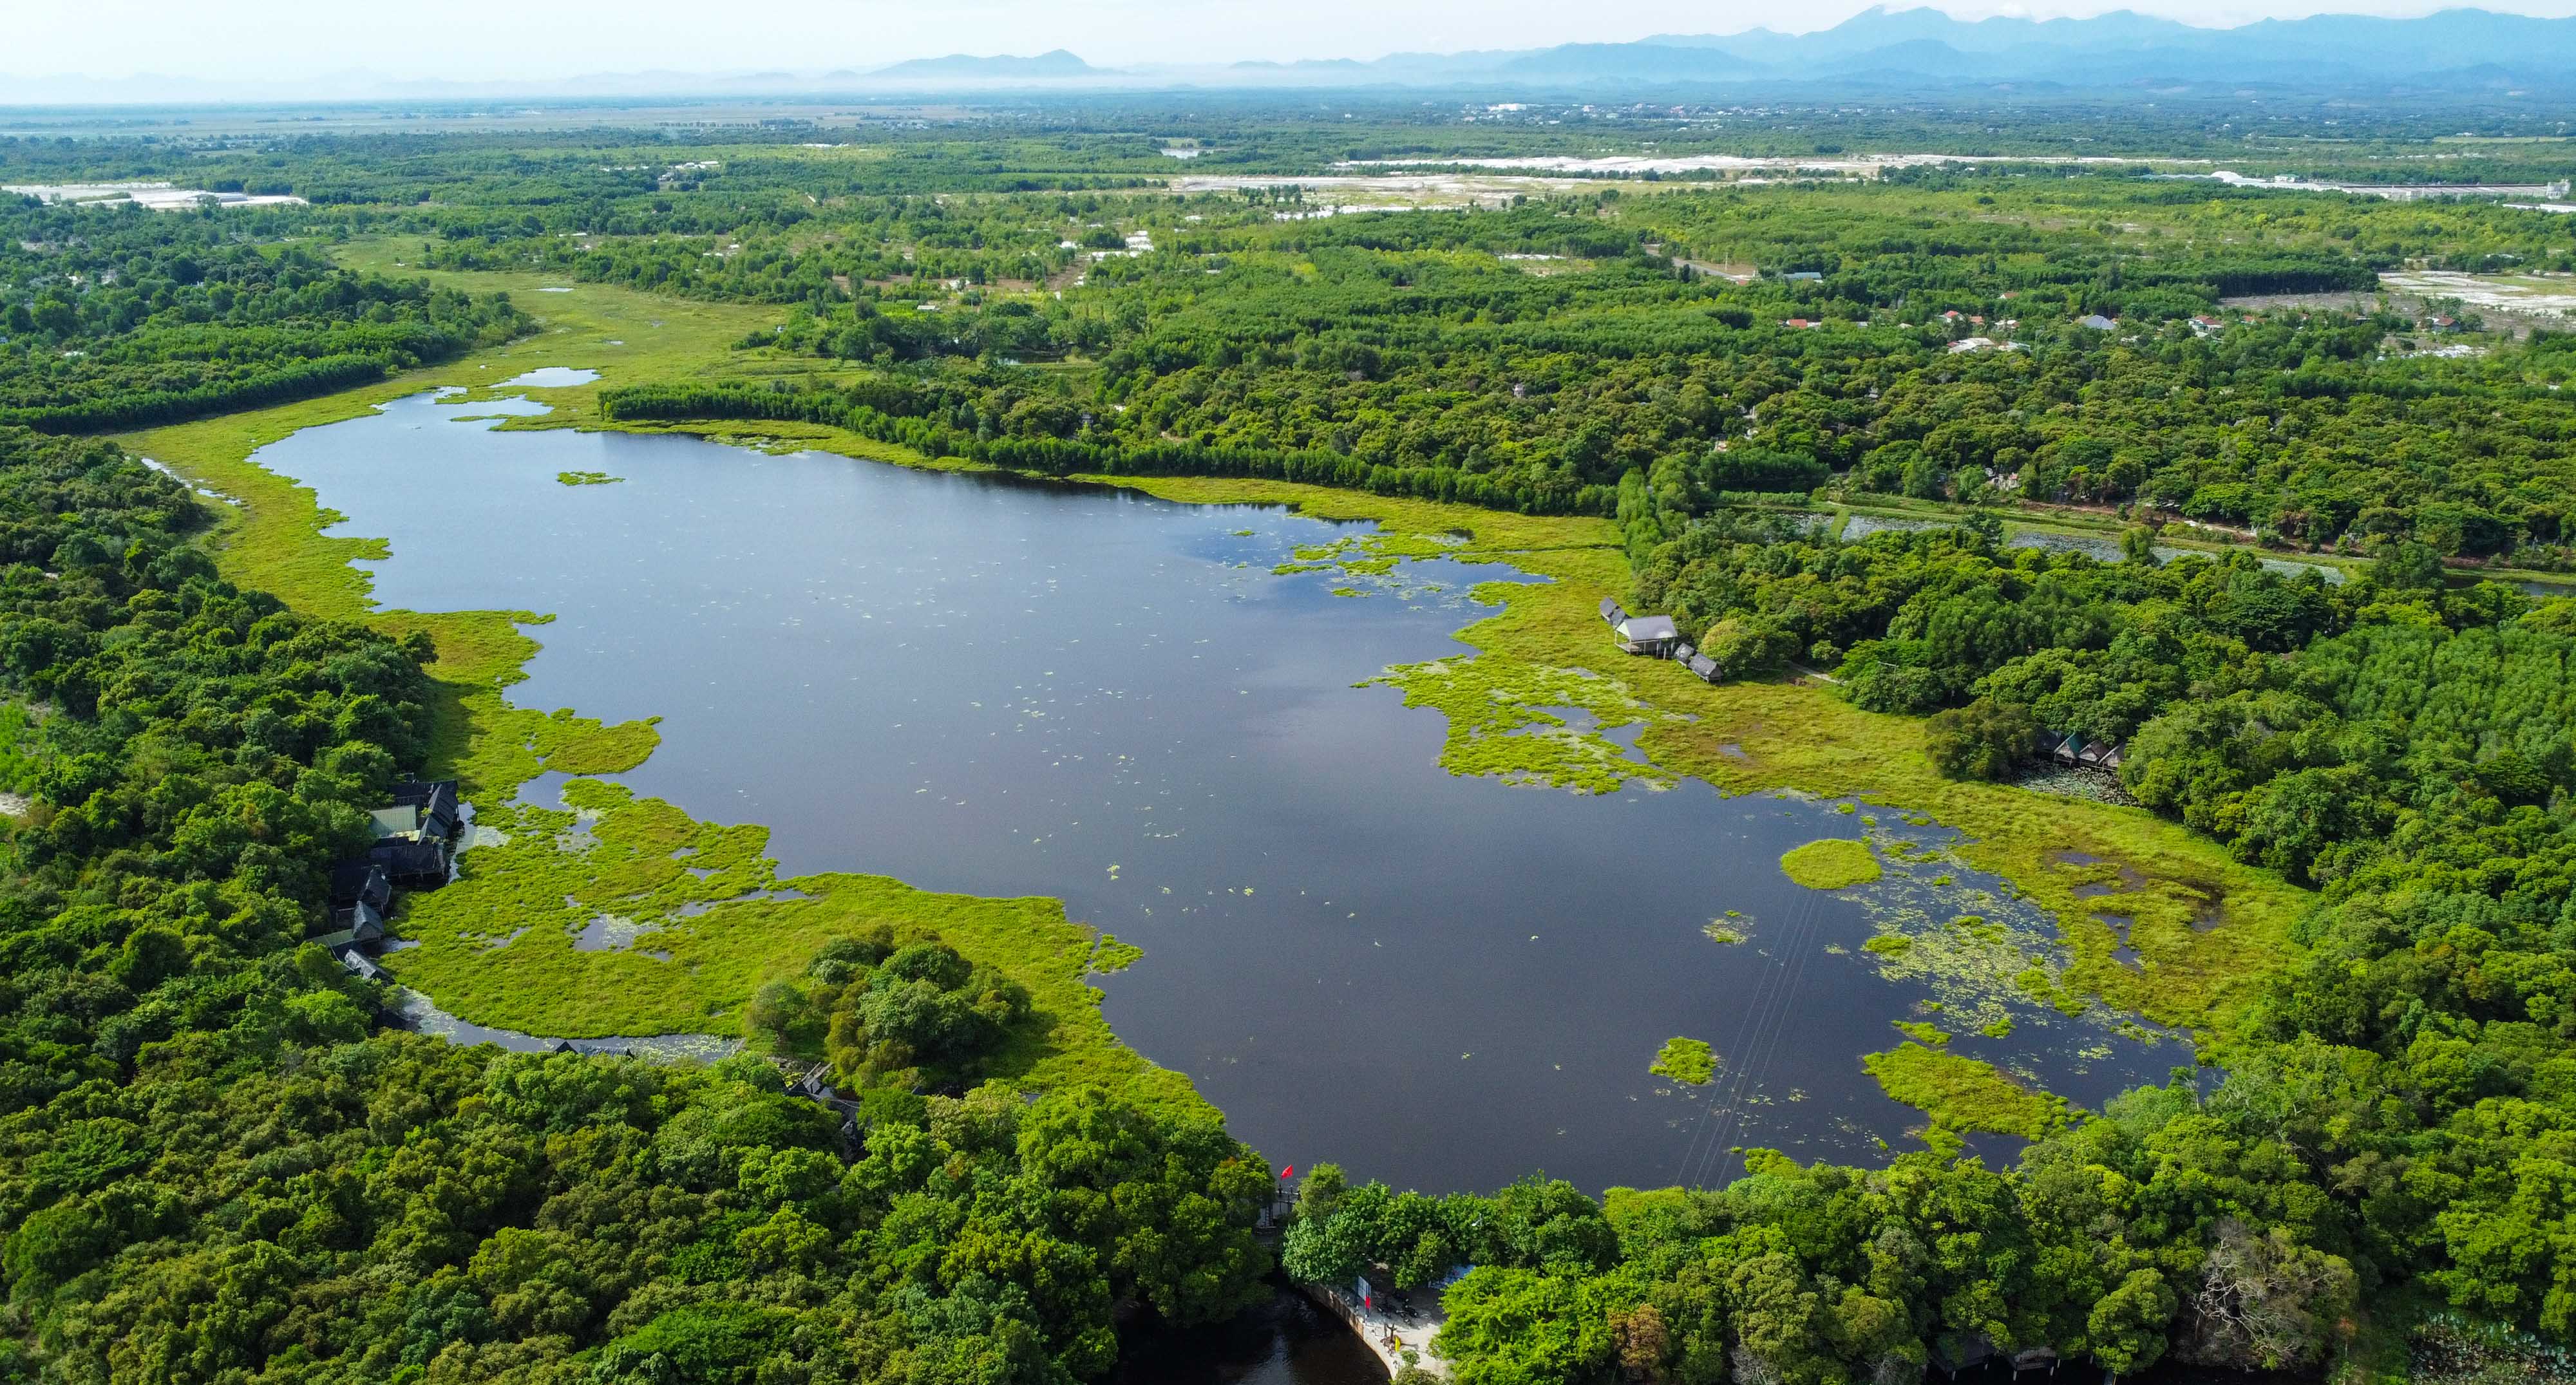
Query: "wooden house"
330 859 392 912
391 778 462 840
369 836 451 890
1614 615 1680 657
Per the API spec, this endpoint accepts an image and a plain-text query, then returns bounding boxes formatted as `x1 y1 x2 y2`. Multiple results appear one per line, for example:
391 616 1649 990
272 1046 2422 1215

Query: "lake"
222 388 2183 1194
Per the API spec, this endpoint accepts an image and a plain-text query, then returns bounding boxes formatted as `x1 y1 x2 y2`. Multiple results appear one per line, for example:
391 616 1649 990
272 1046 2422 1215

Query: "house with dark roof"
330 859 392 913
1599 597 1627 625
1686 654 1721 683
370 836 451 890
391 779 462 840
2078 314 2118 330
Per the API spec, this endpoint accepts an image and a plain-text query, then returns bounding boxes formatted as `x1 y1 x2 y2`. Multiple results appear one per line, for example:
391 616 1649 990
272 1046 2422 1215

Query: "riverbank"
1298 1281 1446 1381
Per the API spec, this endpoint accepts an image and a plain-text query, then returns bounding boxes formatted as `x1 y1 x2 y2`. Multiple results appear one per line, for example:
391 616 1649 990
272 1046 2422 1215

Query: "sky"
10 0 2576 83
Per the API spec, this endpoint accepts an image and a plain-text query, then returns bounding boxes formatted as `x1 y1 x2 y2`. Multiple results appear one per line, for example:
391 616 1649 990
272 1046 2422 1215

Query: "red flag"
1282 1165 1294 1180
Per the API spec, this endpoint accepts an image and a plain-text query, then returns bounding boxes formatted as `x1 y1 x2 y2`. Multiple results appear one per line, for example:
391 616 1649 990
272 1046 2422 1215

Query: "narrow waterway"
227 388 2184 1193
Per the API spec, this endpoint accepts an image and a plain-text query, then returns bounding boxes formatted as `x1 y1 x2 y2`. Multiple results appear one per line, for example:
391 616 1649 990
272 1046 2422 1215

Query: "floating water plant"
1651 1036 1716 1085
1779 838 1881 890
1861 1043 2070 1140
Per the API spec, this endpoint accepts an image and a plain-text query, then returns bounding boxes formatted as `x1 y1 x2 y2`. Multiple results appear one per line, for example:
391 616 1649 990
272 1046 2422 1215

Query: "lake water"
1108 1286 1383 1385
227 388 2183 1194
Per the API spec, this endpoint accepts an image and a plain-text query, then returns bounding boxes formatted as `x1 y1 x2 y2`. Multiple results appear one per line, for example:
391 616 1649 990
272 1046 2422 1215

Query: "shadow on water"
1109 1285 1386 1385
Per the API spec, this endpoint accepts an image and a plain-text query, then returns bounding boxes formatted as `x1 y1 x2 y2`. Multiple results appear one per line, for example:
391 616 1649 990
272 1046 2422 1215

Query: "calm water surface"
228 390 2183 1193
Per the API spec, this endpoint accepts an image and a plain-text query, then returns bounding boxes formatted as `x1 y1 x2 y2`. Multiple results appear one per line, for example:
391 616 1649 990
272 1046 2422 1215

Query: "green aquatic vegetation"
1651 1036 1716 1085
1842 865 2118 1038
1703 920 1749 945
527 707 661 774
1090 934 1145 974
557 470 623 485
1836 802 1857 815
1331 587 1365 598
1363 655 1677 795
1779 838 1881 890
1893 1019 1952 1046
1862 1042 2072 1140
1982 1017 2017 1039
385 779 1184 1102
453 705 664 798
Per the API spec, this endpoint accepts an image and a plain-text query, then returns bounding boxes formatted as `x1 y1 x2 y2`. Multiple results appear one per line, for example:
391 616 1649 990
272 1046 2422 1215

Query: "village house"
318 780 469 973
1614 614 1680 656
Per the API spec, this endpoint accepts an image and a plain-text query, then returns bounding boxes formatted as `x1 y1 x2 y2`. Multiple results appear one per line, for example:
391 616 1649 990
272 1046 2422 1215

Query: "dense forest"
0 200 527 431
551 181 2576 563
5 106 2576 1385
0 426 1274 1383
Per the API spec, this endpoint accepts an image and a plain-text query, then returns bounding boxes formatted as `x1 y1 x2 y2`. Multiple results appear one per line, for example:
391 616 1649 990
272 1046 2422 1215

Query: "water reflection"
1109 1286 1385 1385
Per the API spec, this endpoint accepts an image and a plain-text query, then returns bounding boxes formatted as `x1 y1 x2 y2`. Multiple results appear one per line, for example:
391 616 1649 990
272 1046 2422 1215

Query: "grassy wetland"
19 100 2576 1384
129 255 2309 1143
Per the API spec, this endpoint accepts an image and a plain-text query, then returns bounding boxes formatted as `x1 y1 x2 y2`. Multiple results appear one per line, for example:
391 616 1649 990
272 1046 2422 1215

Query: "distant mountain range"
868 50 1101 80
1189 7 2576 93
14 7 2576 104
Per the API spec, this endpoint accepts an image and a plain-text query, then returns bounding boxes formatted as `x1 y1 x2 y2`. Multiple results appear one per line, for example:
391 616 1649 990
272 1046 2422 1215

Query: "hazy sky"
16 0 2576 80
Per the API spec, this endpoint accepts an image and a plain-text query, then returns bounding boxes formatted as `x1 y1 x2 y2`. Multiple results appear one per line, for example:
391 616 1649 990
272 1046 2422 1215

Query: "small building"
392 779 462 840
330 859 392 912
1599 597 1627 625
2078 314 2117 331
1671 641 1696 663
1687 654 1721 682
1782 270 1823 281
310 912 386 954
330 896 385 936
1614 615 1680 657
370 836 451 890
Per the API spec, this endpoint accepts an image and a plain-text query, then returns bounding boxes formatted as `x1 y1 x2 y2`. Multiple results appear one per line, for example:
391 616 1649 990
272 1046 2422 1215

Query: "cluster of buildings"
1602 599 1723 683
316 779 463 979
2041 730 2125 772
